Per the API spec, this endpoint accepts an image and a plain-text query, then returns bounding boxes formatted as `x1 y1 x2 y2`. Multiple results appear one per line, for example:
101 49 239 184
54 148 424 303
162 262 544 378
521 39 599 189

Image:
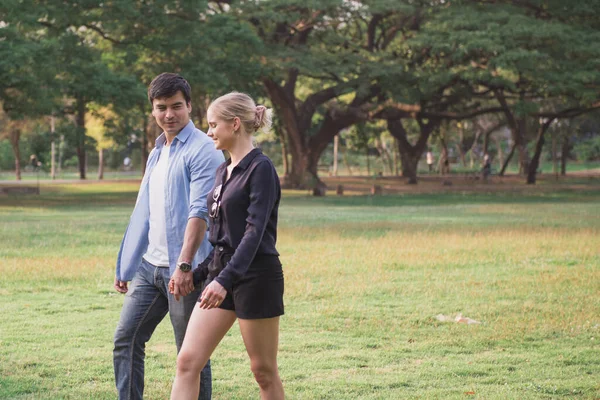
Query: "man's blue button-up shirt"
116 121 224 281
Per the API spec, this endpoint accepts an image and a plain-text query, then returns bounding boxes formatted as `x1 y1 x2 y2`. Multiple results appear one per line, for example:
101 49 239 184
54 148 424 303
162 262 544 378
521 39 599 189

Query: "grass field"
0 181 599 399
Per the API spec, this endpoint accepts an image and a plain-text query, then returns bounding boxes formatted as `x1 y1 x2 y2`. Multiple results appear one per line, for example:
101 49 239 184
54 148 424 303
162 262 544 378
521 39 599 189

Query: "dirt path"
319 173 600 195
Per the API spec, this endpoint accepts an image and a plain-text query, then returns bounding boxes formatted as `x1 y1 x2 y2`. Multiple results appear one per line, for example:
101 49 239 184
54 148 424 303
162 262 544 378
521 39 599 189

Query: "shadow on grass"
0 191 139 209
1 184 599 210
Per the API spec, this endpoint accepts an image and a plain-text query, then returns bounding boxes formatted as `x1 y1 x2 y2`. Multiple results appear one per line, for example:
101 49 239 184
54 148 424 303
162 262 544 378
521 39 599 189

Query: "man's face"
151 91 191 135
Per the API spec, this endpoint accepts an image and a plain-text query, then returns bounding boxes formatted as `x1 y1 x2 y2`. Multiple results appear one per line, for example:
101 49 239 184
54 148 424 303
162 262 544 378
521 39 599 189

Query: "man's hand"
198 280 227 310
172 217 207 301
114 277 128 294
169 268 195 301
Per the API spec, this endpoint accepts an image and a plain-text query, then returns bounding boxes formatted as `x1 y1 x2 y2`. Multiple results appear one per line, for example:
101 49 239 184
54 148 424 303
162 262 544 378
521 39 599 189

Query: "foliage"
1 0 600 182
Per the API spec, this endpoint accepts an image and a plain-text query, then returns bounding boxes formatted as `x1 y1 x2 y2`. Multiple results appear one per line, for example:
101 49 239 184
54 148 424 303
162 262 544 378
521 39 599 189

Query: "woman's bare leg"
239 317 284 400
170 307 236 400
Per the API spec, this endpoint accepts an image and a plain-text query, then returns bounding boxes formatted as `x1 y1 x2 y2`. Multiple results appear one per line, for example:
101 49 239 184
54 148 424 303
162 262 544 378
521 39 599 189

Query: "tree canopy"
1 0 599 184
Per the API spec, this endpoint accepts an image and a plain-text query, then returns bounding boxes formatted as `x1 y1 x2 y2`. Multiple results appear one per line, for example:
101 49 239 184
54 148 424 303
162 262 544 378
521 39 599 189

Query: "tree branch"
82 24 125 45
297 79 360 131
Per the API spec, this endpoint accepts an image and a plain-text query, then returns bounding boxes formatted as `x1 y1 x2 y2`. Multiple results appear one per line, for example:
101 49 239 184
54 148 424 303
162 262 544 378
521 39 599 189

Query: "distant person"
482 153 492 181
113 73 223 400
426 150 434 173
170 92 284 400
30 154 41 171
123 156 132 170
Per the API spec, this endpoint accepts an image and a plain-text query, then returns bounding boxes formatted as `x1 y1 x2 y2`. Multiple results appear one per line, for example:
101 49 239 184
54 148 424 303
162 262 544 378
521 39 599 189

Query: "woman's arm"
214 160 279 292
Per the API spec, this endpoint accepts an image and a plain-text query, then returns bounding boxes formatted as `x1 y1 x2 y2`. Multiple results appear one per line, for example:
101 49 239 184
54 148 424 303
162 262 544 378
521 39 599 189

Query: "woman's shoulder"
251 153 277 173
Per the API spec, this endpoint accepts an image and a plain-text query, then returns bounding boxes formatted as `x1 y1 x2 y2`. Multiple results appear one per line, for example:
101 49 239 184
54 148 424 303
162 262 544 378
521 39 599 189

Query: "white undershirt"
143 145 170 267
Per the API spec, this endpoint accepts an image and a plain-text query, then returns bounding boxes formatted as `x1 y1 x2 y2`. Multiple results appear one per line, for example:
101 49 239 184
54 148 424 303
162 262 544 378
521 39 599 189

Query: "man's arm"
170 217 207 300
170 141 223 300
114 148 156 293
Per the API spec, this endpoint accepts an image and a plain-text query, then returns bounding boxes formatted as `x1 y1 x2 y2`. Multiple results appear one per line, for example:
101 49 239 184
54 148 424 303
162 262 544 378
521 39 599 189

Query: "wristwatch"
177 261 192 272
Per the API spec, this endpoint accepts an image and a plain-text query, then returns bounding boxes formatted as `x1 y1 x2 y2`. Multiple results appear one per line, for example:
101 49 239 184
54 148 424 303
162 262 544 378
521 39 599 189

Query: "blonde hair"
208 92 273 134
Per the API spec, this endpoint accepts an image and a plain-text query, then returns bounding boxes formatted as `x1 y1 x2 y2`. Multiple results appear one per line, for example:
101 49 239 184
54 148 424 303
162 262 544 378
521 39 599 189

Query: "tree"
416 0 600 183
0 4 59 179
2 1 145 179
0 107 35 180
81 0 264 172
239 1 425 188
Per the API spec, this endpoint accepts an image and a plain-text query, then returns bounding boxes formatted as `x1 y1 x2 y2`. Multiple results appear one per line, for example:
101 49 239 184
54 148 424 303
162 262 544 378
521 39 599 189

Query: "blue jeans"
114 259 211 400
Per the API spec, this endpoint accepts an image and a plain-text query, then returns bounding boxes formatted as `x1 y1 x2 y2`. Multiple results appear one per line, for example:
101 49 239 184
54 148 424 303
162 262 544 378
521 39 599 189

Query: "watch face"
178 262 192 272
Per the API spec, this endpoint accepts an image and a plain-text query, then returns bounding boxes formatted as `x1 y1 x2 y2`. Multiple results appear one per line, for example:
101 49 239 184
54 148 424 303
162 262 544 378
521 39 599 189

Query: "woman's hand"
199 280 227 310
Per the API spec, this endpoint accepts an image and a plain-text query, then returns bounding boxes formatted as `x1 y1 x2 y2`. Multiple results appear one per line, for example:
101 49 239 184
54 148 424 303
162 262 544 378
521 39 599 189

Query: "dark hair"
147 73 191 105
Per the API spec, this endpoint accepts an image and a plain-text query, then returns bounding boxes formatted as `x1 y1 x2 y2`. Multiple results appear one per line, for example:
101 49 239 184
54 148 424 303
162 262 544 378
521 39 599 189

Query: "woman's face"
206 107 238 151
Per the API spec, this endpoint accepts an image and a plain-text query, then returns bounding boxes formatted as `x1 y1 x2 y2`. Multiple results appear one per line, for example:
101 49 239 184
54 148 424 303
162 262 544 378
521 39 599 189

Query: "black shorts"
202 250 284 320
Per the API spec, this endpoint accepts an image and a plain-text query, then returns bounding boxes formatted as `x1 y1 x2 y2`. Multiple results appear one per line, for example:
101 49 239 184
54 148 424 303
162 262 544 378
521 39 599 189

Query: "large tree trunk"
75 96 87 179
332 134 339 176
141 112 150 176
58 134 64 173
398 148 419 183
141 131 148 175
192 93 210 128
9 127 22 181
438 137 450 175
50 116 56 180
438 122 450 175
264 78 309 188
516 117 530 176
552 132 558 179
278 130 290 178
495 90 530 176
263 76 377 189
387 118 437 184
527 119 554 184
499 143 516 176
393 138 399 176
283 105 366 189
456 143 467 167
482 131 490 156
475 118 503 162
456 124 467 167
482 124 501 157
50 140 56 180
142 117 161 175
97 149 104 180
140 105 150 175
561 136 570 175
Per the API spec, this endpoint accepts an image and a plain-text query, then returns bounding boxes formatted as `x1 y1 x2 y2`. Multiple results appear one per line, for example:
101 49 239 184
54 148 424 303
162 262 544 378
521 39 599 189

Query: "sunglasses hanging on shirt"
209 184 223 218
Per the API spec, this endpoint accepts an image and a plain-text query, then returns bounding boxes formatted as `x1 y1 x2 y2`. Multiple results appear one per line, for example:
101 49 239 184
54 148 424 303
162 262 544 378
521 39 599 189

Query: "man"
113 73 224 400
426 150 434 173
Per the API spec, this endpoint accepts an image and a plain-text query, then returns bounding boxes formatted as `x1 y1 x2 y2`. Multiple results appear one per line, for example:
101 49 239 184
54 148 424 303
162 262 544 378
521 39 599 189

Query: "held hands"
169 268 195 301
198 280 226 310
114 277 128 293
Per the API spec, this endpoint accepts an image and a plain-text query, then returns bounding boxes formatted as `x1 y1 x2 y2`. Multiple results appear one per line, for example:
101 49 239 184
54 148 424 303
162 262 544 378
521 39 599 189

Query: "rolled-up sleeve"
188 144 224 222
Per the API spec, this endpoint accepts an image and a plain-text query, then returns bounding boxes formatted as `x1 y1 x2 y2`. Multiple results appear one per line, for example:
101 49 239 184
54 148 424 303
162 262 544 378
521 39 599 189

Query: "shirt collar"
155 120 195 148
226 148 262 170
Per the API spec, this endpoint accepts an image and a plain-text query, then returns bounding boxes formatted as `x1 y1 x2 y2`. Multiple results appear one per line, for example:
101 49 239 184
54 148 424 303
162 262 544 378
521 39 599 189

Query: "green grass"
1 183 599 399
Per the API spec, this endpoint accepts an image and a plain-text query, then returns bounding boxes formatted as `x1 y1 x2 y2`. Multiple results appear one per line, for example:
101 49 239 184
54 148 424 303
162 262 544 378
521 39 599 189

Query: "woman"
170 92 284 400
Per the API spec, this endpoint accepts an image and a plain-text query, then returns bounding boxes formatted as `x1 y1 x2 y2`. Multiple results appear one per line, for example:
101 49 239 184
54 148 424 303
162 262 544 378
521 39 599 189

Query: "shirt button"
218 246 223 252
